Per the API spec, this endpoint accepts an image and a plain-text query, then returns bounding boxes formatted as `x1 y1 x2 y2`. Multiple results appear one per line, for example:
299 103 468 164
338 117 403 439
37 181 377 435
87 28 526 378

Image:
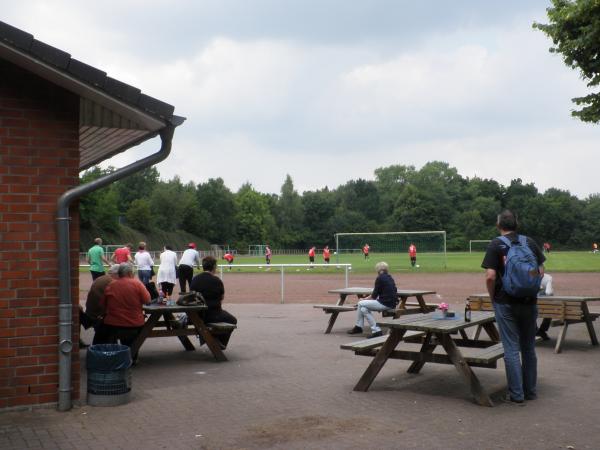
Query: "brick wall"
0 59 80 408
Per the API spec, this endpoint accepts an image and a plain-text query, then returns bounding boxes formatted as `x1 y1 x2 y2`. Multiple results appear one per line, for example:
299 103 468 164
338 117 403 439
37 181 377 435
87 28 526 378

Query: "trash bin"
86 344 132 406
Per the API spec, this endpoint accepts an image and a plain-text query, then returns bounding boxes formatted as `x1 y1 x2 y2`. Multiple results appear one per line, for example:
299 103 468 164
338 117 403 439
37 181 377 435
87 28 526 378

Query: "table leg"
471 325 483 340
163 312 195 351
407 332 436 374
187 311 227 362
555 322 569 354
416 295 428 313
324 294 347 334
131 312 161 357
581 303 599 346
482 322 500 342
458 329 469 340
439 333 494 407
353 329 406 392
394 296 408 318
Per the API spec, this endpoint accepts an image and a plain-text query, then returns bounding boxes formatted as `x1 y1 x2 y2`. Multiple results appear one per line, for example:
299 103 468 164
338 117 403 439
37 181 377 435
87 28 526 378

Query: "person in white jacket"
157 245 178 300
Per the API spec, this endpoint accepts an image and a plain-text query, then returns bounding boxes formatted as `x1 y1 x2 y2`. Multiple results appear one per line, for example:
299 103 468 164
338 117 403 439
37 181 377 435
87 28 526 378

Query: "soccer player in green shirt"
87 237 110 280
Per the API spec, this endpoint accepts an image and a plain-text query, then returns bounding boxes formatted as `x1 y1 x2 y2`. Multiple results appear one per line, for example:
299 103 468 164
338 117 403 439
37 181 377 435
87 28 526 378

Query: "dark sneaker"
502 395 525 406
525 394 537 401
536 330 550 341
368 331 384 339
347 326 363 335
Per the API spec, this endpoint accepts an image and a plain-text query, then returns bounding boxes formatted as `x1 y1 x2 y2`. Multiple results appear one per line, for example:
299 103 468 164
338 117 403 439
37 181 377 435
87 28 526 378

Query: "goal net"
469 240 491 253
248 244 267 256
334 231 447 269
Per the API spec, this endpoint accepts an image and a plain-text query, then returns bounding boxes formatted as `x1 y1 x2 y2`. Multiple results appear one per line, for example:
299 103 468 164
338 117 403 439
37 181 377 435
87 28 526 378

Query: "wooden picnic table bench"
349 311 503 406
468 293 600 353
314 287 437 334
131 304 236 362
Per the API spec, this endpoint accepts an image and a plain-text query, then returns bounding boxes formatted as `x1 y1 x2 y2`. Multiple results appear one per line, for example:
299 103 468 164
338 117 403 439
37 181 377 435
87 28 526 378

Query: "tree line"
79 161 600 252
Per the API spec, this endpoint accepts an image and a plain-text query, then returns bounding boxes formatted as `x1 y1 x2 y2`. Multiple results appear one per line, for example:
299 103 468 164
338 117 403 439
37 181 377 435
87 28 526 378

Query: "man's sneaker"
347 326 363 335
525 394 537 401
502 395 525 406
368 331 384 339
536 330 550 341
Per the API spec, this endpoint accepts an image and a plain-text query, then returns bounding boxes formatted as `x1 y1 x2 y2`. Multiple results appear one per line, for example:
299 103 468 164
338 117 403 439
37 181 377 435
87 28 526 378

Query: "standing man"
323 245 331 264
178 242 201 293
112 243 133 264
362 243 370 260
95 263 151 362
265 245 272 265
481 210 545 404
408 243 417 268
308 246 316 268
87 238 110 280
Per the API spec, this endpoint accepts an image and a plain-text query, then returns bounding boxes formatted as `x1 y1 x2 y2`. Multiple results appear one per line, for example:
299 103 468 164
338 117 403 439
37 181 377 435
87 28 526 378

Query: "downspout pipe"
56 121 181 411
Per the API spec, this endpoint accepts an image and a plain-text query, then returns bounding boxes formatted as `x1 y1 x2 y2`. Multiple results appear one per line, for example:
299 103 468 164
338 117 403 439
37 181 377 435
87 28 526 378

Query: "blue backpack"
498 235 542 298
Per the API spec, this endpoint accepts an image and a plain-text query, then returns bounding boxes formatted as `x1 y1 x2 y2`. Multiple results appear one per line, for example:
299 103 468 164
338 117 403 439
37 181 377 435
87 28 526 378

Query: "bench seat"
206 322 237 333
313 304 356 312
340 330 426 353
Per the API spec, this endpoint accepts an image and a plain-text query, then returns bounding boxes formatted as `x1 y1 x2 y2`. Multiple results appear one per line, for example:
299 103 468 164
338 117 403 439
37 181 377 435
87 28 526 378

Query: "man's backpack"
498 235 542 298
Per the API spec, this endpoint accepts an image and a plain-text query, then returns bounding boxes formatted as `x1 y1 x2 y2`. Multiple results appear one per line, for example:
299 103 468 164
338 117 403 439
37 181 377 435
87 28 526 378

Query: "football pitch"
230 251 600 274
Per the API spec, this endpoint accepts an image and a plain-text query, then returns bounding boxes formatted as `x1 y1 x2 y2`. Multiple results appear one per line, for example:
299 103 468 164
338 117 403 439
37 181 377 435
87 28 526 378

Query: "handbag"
176 291 206 306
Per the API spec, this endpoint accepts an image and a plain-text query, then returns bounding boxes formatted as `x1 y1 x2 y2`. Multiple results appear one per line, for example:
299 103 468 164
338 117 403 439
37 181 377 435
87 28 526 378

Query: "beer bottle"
464 301 472 322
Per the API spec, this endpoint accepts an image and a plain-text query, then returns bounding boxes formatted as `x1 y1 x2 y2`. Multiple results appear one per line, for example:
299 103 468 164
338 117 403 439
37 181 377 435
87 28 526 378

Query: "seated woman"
347 261 398 338
190 256 237 348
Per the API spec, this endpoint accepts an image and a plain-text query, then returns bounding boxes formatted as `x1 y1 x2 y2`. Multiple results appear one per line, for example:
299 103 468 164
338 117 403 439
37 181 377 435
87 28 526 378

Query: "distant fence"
217 264 352 304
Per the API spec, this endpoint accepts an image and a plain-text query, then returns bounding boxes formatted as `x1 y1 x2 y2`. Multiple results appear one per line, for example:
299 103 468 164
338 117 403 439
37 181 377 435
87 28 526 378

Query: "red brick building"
0 21 183 410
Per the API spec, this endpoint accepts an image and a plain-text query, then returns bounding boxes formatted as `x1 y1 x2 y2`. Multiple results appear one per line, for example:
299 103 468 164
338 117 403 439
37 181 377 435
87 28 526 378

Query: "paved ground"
1 301 600 450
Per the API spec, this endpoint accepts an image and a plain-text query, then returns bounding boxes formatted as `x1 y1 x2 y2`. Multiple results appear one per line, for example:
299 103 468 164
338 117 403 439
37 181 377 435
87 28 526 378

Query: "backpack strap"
518 235 527 246
498 235 512 247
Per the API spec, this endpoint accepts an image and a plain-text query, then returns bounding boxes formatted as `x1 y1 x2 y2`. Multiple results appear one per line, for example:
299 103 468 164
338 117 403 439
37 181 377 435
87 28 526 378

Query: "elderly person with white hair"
347 261 398 339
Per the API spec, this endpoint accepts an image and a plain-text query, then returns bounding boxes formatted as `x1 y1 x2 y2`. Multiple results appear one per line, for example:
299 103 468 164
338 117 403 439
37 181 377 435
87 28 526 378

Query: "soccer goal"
248 244 267 256
334 231 447 269
469 240 491 253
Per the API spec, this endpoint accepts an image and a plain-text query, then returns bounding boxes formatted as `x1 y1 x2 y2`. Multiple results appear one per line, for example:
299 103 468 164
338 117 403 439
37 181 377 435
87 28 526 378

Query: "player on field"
223 251 234 270
409 243 417 267
265 245 272 265
362 243 370 260
323 245 331 264
308 246 316 267
543 242 551 254
593 242 598 254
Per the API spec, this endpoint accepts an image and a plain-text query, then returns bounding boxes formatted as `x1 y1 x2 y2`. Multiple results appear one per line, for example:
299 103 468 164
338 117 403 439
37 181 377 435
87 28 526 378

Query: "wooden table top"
469 293 600 303
143 304 207 313
377 311 495 333
328 287 436 296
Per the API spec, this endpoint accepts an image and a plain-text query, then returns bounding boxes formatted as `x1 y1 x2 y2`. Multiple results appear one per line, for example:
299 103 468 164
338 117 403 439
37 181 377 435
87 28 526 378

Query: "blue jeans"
493 302 538 401
138 269 152 285
355 299 393 333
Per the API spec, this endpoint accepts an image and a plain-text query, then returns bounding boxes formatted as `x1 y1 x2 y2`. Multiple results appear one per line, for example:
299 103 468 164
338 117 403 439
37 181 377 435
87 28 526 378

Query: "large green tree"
534 0 600 122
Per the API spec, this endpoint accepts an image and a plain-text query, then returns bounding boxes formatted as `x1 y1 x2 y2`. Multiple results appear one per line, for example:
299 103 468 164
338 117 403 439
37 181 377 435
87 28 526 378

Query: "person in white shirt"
178 242 201 293
134 241 154 285
536 273 554 341
157 245 178 300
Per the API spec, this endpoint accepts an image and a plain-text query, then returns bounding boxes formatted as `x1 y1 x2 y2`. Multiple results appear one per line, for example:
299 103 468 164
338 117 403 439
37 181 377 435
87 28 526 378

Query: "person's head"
94 237 102 245
164 245 172 251
125 243 133 250
375 261 389 274
108 264 120 279
202 255 217 272
188 242 196 249
118 262 134 278
497 210 518 232
138 241 146 250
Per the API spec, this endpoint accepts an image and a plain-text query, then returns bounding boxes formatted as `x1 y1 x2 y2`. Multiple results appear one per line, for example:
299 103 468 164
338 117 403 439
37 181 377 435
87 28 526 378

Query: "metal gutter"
56 117 184 411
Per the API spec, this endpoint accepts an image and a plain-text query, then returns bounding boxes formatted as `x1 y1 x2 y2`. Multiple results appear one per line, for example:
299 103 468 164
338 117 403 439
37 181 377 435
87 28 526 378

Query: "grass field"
214 251 600 274
80 251 600 274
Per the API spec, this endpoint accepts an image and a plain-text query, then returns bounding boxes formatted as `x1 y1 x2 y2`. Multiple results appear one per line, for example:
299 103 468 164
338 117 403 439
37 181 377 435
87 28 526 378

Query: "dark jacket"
372 272 398 308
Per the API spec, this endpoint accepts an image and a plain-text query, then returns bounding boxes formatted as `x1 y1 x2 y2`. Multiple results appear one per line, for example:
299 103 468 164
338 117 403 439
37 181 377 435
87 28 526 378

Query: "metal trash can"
86 344 132 406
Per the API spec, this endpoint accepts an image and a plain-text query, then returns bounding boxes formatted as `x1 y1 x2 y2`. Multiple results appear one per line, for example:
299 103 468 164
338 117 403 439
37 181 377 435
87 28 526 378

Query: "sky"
4 1 600 198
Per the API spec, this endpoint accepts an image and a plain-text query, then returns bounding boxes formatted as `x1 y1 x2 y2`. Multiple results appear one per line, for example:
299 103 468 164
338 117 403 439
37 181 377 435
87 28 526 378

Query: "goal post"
469 240 491 253
334 231 447 269
248 244 267 256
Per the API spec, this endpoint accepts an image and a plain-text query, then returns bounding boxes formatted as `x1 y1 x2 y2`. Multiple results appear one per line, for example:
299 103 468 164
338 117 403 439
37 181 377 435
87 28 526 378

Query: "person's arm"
371 275 382 299
485 269 496 300
111 252 117 263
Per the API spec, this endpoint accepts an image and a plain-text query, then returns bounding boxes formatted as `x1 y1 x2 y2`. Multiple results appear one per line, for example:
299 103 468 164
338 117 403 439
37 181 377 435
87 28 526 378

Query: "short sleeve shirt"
88 245 105 272
481 232 545 304
113 247 131 263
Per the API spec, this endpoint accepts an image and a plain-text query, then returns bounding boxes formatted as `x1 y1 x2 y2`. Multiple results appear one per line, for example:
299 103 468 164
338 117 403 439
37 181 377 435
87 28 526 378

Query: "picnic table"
313 287 437 334
351 311 502 406
469 293 600 353
130 304 234 362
